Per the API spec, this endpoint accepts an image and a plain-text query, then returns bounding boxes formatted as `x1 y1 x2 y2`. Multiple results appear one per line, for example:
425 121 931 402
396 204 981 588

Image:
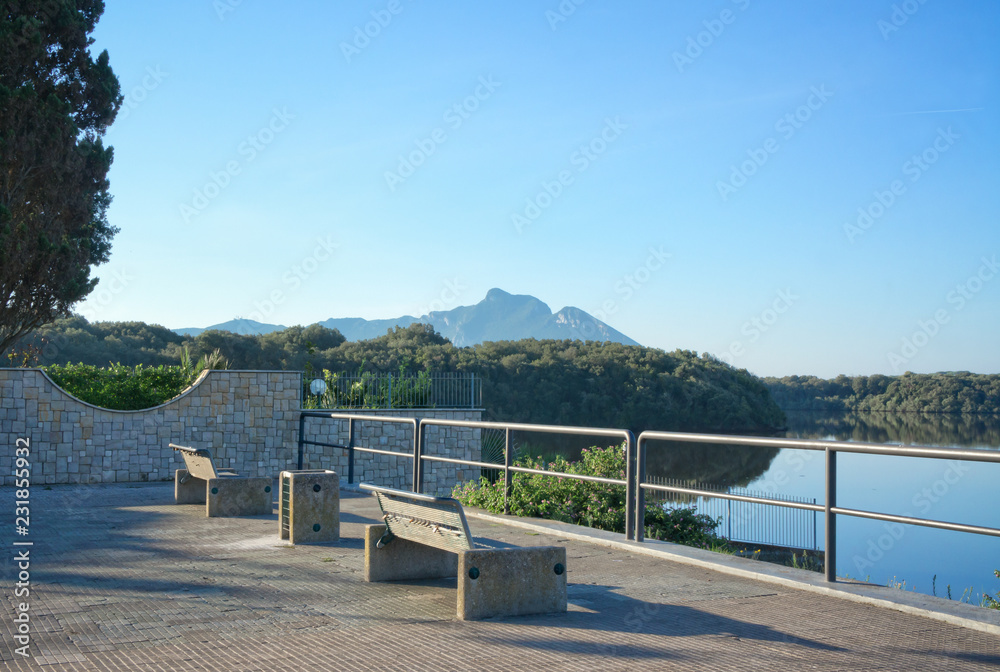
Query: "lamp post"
310 377 327 403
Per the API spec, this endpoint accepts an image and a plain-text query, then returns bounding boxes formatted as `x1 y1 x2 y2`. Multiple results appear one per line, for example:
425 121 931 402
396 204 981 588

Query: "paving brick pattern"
1 484 997 670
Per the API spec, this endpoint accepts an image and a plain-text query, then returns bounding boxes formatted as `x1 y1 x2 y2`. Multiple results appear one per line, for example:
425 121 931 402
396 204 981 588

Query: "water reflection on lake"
783 410 1000 447
513 431 779 485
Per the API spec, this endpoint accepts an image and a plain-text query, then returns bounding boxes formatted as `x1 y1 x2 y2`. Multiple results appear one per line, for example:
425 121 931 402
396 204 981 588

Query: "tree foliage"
459 338 784 434
765 372 1000 415
18 315 184 366
0 1 122 353
19 318 787 435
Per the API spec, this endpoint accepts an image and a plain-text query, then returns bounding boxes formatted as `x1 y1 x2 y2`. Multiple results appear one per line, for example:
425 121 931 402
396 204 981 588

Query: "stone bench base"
174 469 273 517
175 468 207 504
363 524 567 620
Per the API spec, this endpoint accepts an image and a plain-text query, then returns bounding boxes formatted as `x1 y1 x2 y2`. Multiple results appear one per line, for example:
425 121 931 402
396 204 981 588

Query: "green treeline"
764 372 1000 415
12 316 785 434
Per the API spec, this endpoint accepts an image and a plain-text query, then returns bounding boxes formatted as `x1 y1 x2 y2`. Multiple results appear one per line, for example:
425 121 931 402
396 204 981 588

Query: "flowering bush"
452 445 721 548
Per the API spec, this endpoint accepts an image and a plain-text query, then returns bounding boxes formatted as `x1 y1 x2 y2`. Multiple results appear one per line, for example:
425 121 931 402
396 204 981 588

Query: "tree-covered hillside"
12 317 785 434
764 372 1000 415
463 339 783 433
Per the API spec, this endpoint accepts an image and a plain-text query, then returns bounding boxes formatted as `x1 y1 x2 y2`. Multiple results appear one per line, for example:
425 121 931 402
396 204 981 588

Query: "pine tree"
0 1 122 353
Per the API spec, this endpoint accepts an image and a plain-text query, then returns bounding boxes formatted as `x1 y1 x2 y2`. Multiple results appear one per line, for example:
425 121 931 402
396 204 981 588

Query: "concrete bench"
360 484 567 620
170 443 273 517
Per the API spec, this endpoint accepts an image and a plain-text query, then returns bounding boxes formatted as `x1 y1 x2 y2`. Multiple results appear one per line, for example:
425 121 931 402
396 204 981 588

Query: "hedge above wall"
43 363 200 410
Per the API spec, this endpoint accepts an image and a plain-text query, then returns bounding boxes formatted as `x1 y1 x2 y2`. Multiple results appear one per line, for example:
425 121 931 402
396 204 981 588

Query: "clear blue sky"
81 0 999 378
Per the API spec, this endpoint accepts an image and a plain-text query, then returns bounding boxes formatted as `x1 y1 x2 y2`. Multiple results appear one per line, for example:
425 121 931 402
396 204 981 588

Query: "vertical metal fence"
303 372 481 409
645 476 818 550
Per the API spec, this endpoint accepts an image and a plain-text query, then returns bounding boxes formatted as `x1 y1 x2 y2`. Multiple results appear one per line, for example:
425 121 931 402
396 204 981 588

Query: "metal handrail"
416 418 637 540
297 412 419 488
635 430 1000 582
295 411 1000 576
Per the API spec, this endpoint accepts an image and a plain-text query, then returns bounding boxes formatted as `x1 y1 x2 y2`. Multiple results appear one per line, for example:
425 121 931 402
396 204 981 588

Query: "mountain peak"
175 318 287 337
483 287 547 307
175 289 639 346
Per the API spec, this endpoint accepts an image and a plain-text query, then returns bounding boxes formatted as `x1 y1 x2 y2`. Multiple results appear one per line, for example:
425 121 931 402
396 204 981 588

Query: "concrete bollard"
279 470 340 544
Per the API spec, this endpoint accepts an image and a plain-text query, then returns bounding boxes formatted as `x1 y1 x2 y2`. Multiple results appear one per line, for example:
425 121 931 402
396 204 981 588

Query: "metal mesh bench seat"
170 443 273 517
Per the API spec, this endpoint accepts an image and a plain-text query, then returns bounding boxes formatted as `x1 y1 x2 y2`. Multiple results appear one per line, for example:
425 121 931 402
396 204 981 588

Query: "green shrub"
984 570 1000 610
643 504 722 548
452 444 721 548
44 363 193 410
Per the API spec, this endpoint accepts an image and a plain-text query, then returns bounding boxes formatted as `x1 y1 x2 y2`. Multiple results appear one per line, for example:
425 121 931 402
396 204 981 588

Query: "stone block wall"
300 409 484 496
0 369 301 486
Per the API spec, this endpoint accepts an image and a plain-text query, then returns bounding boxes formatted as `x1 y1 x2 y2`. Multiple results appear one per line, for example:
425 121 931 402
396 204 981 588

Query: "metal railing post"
625 432 636 541
635 436 646 542
503 427 513 515
296 412 306 470
825 448 837 582
414 419 423 493
348 418 355 484
727 497 732 541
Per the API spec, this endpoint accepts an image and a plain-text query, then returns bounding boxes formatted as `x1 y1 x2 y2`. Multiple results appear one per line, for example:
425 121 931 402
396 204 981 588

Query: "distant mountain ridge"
174 288 640 347
174 318 287 337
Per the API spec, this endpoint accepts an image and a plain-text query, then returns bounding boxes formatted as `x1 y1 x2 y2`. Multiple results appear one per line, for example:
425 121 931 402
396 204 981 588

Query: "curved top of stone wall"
21 367 213 414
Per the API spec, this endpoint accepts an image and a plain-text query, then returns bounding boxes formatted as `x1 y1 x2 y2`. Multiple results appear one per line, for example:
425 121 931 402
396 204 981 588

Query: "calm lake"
737 411 1000 603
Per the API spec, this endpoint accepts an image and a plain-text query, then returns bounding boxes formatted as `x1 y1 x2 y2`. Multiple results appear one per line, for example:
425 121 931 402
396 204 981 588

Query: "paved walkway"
1 482 998 671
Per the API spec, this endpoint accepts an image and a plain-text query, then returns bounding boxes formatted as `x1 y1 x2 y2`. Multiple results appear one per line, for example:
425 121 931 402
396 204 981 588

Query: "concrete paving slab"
0 482 997 671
